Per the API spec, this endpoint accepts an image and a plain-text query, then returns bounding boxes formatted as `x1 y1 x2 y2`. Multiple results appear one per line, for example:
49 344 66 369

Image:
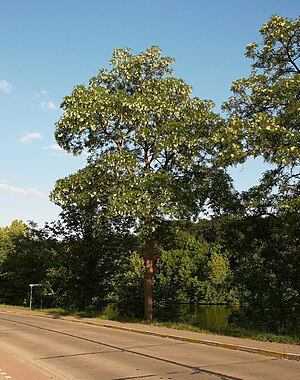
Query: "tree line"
0 15 299 334
0 214 299 334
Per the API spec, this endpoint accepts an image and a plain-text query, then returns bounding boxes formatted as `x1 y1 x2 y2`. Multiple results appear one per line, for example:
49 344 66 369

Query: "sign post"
29 283 43 309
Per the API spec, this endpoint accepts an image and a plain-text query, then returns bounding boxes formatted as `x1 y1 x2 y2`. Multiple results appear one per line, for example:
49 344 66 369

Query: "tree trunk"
143 239 155 321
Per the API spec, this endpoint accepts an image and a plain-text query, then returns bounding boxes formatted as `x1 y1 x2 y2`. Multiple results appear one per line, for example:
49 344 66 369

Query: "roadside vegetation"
0 15 299 343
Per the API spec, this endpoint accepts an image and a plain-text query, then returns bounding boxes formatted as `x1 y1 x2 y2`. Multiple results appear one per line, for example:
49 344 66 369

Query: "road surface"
0 310 299 379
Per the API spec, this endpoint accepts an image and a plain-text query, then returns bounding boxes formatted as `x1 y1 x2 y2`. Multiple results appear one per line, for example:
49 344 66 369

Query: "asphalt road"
0 311 299 380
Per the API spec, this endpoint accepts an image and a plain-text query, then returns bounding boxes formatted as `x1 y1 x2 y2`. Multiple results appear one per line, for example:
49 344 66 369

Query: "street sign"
29 284 44 308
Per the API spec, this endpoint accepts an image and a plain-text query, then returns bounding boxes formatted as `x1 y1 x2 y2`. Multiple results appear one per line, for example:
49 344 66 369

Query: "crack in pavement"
38 350 110 360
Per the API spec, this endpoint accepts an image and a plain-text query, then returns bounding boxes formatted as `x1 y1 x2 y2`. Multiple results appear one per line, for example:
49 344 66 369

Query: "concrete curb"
1 309 300 362
82 320 300 362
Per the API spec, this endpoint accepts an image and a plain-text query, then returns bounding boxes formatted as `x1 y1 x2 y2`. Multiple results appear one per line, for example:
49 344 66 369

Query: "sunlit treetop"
245 15 300 77
55 46 217 166
215 15 300 168
213 15 300 213
53 46 231 233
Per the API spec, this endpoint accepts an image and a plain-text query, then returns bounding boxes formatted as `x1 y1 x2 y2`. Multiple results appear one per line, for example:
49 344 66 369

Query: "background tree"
0 220 54 306
155 237 234 315
52 46 229 320
206 15 300 332
214 15 300 214
220 214 300 334
47 166 136 310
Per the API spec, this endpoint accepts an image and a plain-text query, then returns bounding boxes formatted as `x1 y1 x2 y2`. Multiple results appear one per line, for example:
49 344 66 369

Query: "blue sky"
1 0 299 228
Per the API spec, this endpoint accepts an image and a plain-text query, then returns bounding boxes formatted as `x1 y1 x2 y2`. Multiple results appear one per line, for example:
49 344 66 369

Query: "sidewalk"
77 316 300 361
1 307 300 361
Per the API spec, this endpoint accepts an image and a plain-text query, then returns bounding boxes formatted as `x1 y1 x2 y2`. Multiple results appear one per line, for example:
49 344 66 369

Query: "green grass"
150 321 300 345
44 307 300 344
0 304 30 311
1 304 299 345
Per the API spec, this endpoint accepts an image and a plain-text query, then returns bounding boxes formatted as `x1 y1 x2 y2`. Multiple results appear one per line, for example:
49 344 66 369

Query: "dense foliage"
1 214 299 334
0 220 54 306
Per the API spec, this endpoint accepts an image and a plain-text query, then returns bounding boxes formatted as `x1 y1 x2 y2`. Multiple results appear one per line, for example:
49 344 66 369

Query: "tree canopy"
53 46 228 229
214 15 300 214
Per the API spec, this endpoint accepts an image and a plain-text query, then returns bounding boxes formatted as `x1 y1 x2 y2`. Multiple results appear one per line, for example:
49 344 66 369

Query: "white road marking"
0 370 12 379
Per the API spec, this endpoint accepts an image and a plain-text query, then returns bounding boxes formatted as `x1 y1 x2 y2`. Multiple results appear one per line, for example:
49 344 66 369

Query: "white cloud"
0 80 12 93
40 101 58 111
42 144 63 151
42 145 90 159
0 182 44 199
18 132 42 144
34 90 49 98
42 144 65 156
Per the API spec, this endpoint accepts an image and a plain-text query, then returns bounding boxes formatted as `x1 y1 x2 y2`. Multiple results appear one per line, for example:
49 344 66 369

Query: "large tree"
52 46 229 320
214 15 300 215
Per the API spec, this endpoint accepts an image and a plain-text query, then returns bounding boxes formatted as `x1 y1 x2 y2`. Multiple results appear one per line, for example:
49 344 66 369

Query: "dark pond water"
179 304 239 329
